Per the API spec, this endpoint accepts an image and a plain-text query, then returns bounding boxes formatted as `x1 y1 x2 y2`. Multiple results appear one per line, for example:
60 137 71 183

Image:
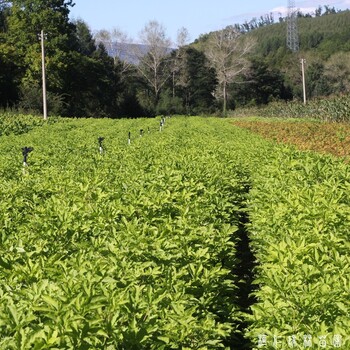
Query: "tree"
322 5 337 16
0 54 20 108
2 2 123 117
306 61 331 98
94 28 133 76
325 52 350 93
0 3 20 107
133 20 172 109
63 45 120 118
205 27 255 116
0 1 8 31
4 0 76 111
167 47 217 115
62 21 122 118
231 58 291 107
315 6 323 17
170 27 190 98
74 19 96 56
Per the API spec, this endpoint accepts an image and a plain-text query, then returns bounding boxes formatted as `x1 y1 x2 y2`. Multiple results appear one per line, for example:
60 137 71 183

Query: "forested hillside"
0 1 349 118
195 8 350 110
250 10 350 58
245 10 350 101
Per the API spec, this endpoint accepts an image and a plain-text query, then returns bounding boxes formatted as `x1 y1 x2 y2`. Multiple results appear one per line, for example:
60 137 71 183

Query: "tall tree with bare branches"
171 27 190 98
133 20 172 107
205 26 255 116
94 28 133 76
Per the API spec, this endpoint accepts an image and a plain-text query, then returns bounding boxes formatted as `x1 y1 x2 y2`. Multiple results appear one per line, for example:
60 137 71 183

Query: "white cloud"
297 0 350 9
271 6 288 16
298 7 319 14
270 0 350 19
270 6 316 18
224 0 350 25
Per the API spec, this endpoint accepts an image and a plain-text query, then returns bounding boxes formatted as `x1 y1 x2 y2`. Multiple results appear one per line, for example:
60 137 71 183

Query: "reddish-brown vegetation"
233 120 350 159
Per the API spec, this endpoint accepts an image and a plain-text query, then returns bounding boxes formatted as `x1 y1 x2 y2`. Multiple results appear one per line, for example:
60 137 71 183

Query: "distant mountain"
99 42 174 64
106 43 149 64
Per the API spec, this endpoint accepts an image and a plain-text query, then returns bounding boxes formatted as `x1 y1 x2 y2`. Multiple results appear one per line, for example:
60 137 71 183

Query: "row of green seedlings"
0 117 244 348
0 113 47 137
246 151 350 348
21 116 169 167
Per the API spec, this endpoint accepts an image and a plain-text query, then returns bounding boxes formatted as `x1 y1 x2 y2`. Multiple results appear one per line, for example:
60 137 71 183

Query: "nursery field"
0 115 349 349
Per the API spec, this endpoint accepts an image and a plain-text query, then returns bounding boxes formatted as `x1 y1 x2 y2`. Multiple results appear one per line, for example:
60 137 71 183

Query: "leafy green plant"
0 115 349 349
231 94 350 122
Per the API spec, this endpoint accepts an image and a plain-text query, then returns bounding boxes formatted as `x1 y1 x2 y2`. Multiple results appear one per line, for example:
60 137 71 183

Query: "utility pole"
287 1 306 103
301 58 307 104
39 30 48 120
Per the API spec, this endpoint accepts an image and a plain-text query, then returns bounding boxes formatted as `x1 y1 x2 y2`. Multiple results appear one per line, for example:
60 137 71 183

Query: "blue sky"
69 0 350 43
